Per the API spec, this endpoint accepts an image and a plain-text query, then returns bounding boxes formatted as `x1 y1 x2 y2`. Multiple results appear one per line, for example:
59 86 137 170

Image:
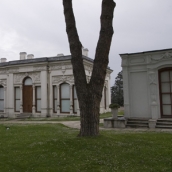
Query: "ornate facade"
0 53 112 118
121 48 172 120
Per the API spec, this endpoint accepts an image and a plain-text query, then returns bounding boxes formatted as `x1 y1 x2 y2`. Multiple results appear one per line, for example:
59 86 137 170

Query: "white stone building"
0 50 112 118
121 48 172 121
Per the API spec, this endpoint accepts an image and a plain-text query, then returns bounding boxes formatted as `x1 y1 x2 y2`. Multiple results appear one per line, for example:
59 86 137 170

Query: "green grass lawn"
0 124 172 172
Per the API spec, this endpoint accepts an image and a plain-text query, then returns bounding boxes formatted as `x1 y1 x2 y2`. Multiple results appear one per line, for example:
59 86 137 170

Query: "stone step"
127 121 148 124
156 125 172 129
126 124 148 128
156 122 172 125
127 118 149 122
16 113 32 119
157 119 172 123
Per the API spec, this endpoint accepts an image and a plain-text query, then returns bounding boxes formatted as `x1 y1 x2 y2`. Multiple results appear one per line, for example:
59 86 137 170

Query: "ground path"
0 119 172 132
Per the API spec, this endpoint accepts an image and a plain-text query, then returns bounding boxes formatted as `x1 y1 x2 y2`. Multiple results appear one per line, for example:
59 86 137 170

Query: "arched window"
60 83 70 113
0 85 4 111
24 78 32 85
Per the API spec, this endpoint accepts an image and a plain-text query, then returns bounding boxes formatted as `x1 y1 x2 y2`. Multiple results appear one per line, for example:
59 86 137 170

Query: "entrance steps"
126 118 149 128
16 113 32 119
156 119 172 129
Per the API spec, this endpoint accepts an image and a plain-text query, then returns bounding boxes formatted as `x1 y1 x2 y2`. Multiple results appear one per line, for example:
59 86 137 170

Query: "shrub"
109 103 120 109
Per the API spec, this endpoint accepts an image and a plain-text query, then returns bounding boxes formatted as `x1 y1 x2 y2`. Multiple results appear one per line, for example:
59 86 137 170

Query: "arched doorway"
159 68 172 118
23 77 33 113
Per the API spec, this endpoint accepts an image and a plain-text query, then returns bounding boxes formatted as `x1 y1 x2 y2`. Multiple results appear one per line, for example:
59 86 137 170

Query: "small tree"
63 0 116 136
111 71 123 106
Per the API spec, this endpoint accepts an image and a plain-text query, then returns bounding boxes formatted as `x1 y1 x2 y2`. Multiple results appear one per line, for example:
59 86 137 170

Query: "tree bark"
63 0 116 136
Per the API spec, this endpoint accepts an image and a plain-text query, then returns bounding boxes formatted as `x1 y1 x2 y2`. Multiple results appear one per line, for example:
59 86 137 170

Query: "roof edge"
120 48 172 56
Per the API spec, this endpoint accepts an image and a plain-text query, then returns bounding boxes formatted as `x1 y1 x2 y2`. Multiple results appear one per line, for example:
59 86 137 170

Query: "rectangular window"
36 86 41 112
53 86 57 112
73 86 77 113
15 87 20 112
60 84 70 113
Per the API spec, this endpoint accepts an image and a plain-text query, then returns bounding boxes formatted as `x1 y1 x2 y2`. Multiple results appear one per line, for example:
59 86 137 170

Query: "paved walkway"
0 119 172 132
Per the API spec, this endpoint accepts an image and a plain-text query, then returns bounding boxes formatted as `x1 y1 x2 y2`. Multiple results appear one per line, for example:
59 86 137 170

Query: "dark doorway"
23 77 33 113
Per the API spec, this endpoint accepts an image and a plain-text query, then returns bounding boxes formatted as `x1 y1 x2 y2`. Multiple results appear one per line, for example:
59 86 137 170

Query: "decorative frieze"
34 66 47 71
50 65 61 70
50 63 72 71
14 72 41 84
150 52 172 63
9 68 19 73
0 69 7 74
53 75 74 84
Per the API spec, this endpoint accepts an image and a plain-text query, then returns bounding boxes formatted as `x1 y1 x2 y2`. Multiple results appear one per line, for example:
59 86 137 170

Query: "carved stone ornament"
50 64 72 71
151 52 172 62
34 66 47 71
86 76 91 83
84 65 93 74
14 72 40 84
106 72 110 78
9 68 19 73
104 80 108 87
0 80 7 87
50 65 61 70
53 75 74 84
0 69 7 74
149 71 156 85
149 71 157 104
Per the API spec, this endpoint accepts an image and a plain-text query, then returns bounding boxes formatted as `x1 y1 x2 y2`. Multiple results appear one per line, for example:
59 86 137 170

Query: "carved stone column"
149 71 158 119
77 100 80 116
56 85 60 115
70 85 73 115
32 84 36 114
20 85 23 113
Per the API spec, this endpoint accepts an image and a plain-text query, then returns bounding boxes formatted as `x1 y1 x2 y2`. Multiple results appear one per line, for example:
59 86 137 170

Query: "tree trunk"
63 0 116 136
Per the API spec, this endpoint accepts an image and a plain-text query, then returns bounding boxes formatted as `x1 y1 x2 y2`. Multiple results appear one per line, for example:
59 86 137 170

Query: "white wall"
130 72 150 118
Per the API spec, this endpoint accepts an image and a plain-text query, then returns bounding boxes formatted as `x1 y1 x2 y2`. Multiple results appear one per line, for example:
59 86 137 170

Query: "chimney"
1 58 7 63
27 54 34 59
20 52 27 60
57 54 64 57
82 48 89 57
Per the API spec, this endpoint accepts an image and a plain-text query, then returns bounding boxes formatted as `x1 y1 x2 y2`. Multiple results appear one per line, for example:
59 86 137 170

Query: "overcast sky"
0 0 172 85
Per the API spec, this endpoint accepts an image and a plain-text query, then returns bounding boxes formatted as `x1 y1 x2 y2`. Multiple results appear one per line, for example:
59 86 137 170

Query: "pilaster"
70 85 73 115
32 84 35 114
56 85 60 115
20 85 23 113
41 71 47 117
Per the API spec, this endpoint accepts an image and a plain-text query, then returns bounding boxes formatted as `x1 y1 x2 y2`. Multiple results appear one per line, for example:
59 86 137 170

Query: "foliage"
0 124 172 171
109 103 120 109
111 71 124 106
